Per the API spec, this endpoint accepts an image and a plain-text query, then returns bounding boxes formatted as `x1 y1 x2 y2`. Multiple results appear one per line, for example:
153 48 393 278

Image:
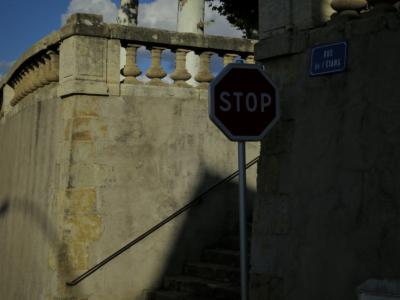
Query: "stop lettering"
209 63 280 141
219 92 272 113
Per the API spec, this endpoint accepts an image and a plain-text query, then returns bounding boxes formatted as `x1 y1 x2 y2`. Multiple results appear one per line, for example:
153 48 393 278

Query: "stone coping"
61 14 256 53
1 13 256 91
0 31 60 89
255 10 400 60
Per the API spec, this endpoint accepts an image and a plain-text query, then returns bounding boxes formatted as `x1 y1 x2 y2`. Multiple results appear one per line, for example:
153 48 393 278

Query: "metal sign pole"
238 141 248 300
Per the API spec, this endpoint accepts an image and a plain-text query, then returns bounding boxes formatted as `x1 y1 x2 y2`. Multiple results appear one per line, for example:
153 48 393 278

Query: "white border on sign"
309 41 348 76
209 63 281 142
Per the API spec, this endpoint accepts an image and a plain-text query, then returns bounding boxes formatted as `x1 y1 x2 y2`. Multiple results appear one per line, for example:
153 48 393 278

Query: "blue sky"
0 0 241 77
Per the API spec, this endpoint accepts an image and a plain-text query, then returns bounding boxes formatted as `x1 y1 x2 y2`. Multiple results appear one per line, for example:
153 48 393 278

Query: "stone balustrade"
116 24 255 88
0 13 255 113
58 14 255 92
0 29 61 112
8 50 59 106
120 46 254 88
119 45 254 88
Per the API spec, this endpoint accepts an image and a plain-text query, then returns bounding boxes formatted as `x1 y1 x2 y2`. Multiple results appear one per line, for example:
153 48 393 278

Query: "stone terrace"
0 13 255 116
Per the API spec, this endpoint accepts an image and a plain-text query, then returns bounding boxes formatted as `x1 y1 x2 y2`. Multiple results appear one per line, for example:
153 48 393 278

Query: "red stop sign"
209 63 280 141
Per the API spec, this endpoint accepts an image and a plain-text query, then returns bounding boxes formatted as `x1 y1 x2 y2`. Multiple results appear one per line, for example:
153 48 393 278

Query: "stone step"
149 290 214 300
202 249 240 267
185 262 240 283
163 275 240 299
219 235 251 251
149 290 189 300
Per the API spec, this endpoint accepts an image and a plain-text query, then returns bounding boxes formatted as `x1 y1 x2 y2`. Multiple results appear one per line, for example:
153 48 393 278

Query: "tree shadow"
0 196 81 299
0 199 9 216
151 167 257 291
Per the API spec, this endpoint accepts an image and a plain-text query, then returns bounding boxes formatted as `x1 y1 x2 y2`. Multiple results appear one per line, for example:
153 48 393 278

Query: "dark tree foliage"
206 0 258 39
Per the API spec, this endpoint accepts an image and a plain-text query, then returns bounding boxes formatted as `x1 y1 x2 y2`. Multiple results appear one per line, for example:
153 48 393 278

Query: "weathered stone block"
0 84 14 114
61 36 107 82
255 31 308 60
259 0 333 39
58 33 120 97
259 0 291 39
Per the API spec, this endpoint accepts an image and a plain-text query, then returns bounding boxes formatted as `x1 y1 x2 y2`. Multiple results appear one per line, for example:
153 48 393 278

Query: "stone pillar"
118 1 139 83
246 55 255 64
47 50 60 83
170 49 191 87
58 14 120 97
146 47 167 86
177 0 205 85
223 53 238 66
1 84 15 114
122 44 142 84
194 51 213 89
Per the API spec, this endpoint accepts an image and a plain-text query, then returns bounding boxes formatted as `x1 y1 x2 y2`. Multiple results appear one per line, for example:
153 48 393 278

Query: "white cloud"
138 0 178 30
62 0 118 24
61 0 243 37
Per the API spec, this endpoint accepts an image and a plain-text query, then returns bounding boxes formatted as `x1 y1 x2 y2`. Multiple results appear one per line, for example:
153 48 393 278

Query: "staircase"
149 224 251 300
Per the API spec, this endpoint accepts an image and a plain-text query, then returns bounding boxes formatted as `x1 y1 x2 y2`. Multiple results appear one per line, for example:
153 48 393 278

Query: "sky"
0 0 243 78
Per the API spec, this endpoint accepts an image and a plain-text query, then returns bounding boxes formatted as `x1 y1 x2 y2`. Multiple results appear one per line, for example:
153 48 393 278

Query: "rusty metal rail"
66 156 260 286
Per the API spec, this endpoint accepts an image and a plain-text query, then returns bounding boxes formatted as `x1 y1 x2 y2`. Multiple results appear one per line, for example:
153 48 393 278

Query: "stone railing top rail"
0 31 60 89
60 14 256 54
0 13 256 90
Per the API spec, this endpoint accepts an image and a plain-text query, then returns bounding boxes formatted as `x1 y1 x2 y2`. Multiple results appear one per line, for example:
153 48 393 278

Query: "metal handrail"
66 156 260 286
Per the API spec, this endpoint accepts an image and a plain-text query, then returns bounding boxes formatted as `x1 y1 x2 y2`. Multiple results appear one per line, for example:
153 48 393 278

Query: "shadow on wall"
0 197 81 298
0 200 9 216
0 164 257 298
150 167 257 292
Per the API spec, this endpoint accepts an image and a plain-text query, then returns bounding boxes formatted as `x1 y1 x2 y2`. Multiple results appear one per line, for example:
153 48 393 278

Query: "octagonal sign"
209 63 280 141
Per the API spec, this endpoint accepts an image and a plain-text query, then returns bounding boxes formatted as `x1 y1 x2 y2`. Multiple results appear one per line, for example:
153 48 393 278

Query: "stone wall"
252 8 400 300
58 86 259 300
0 26 258 300
259 0 334 38
0 83 63 299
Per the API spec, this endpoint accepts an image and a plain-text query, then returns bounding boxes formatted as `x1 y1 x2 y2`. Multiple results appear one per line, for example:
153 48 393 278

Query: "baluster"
25 64 36 94
20 68 29 96
9 78 17 106
43 53 53 84
10 77 21 106
37 57 48 88
245 55 255 64
170 49 191 87
122 44 142 84
32 62 41 91
146 47 167 86
47 51 59 83
223 53 237 66
195 51 214 89
15 75 23 102
331 0 368 18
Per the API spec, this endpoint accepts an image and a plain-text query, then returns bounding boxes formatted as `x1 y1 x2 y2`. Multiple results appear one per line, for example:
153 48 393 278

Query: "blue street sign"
310 41 348 76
